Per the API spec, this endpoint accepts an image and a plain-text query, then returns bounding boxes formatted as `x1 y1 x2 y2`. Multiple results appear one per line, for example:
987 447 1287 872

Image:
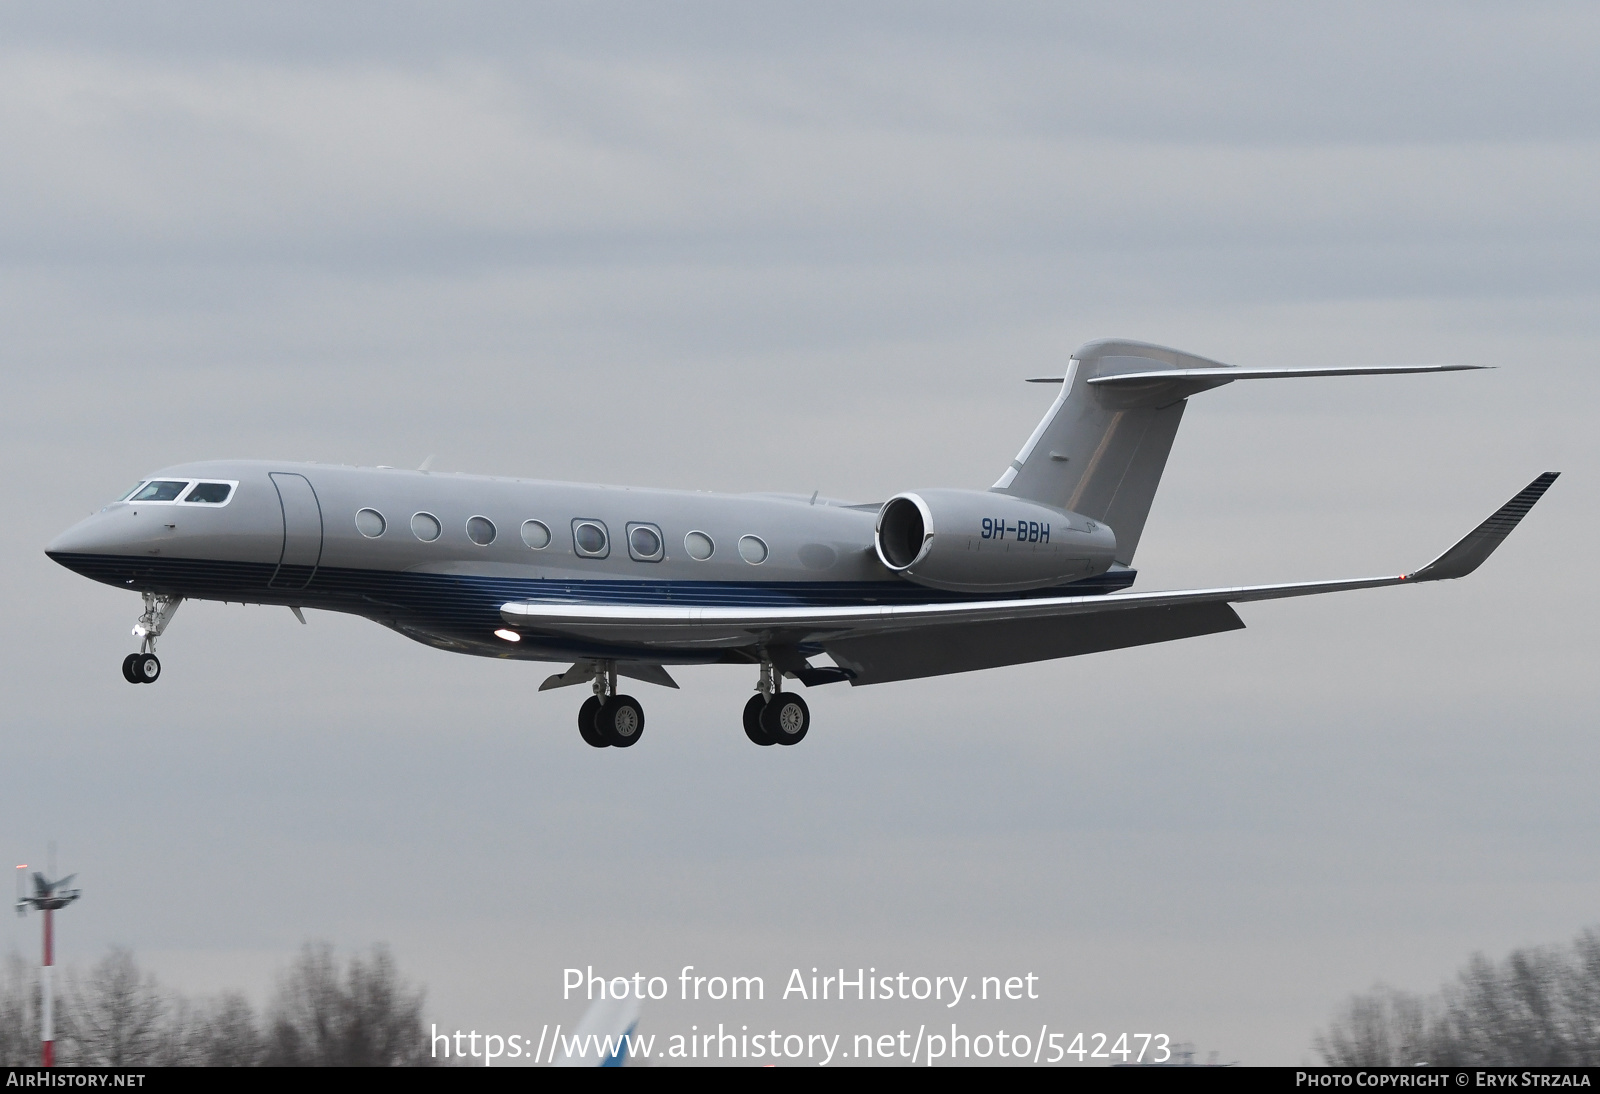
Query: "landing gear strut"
123 593 180 684
743 660 809 746
576 662 645 749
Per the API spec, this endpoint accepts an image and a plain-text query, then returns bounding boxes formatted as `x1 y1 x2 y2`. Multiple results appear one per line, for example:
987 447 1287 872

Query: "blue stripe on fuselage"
46 552 1137 659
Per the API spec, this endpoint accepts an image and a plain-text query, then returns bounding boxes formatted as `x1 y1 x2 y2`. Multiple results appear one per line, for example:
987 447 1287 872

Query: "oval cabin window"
627 523 663 562
521 520 551 549
411 512 442 542
355 508 386 538
572 520 609 558
684 531 715 560
738 535 769 565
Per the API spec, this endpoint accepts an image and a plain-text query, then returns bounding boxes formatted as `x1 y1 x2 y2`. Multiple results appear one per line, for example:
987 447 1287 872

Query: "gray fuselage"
46 460 1130 666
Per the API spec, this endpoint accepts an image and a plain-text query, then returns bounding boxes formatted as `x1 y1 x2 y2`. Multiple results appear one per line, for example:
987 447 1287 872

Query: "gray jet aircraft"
46 340 1557 749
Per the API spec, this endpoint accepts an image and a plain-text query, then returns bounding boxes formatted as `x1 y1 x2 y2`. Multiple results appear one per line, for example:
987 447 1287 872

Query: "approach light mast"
16 862 81 1067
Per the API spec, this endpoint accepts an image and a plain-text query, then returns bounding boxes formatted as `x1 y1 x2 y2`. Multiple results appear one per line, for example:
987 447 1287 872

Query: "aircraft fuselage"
46 460 1131 666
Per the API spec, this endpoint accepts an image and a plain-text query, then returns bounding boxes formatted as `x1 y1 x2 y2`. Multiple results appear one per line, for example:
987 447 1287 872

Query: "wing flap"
827 601 1245 685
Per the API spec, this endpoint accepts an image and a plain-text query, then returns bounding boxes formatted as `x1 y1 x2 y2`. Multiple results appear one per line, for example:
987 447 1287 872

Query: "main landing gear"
122 593 180 685
743 661 809 747
577 663 645 749
566 658 812 749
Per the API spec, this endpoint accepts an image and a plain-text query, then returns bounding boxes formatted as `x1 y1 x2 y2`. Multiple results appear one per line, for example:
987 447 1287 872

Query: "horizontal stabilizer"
1006 343 1489 568
1027 364 1485 385
1407 472 1559 582
1086 364 1484 386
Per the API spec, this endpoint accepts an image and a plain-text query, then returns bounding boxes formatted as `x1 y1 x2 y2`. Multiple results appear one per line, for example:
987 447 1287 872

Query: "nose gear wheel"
121 592 180 683
123 652 160 684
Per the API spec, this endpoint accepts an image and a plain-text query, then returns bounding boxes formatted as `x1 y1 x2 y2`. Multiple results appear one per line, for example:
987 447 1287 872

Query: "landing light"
493 628 521 643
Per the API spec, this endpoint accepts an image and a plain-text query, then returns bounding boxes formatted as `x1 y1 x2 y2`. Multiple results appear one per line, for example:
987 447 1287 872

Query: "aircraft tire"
742 694 773 746
122 654 142 683
598 695 645 748
760 693 809 745
578 696 608 748
135 654 161 683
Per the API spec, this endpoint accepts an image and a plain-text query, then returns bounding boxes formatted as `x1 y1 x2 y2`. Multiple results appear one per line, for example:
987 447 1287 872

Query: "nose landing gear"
121 652 161 683
576 662 645 748
122 592 180 684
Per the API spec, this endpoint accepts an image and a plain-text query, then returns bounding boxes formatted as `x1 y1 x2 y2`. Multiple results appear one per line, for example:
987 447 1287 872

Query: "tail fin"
994 340 1483 565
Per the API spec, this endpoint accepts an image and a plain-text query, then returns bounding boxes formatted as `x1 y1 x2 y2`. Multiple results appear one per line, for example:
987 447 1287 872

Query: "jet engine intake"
874 489 1117 593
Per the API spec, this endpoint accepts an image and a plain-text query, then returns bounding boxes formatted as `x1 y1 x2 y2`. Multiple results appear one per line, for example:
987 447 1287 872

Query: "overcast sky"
3 2 1597 1065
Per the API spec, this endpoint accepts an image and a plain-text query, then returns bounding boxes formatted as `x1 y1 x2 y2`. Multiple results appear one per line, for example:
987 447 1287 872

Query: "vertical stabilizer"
994 340 1231 566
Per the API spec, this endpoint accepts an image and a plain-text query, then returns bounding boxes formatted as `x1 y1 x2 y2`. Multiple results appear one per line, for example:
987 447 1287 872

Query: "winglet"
1407 472 1559 582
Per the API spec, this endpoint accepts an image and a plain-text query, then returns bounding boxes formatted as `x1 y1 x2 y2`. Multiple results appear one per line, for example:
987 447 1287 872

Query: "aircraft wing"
501 473 1557 685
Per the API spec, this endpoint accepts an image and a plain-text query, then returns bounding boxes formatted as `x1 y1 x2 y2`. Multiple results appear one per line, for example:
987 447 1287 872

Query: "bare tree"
1566 930 1600 1056
266 943 433 1066
1315 985 1433 1066
191 993 267 1066
1317 926 1600 1065
3 942 432 1067
62 948 167 1066
0 952 40 1066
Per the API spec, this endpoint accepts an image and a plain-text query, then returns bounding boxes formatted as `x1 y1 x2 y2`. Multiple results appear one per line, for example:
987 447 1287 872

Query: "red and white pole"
41 906 54 1067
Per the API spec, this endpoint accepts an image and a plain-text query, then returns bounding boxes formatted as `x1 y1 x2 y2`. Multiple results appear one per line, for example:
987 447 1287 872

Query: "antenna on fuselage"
418 455 437 473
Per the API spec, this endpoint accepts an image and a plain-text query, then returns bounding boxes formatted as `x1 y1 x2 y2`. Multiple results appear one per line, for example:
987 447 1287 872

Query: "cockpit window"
118 483 147 502
131 480 190 502
183 482 233 504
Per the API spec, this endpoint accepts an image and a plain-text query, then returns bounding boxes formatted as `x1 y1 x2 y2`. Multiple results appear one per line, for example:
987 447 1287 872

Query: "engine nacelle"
874 489 1117 593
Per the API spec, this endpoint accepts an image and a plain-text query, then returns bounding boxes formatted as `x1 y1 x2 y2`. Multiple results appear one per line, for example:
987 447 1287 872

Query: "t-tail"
552 996 644 1067
993 339 1485 566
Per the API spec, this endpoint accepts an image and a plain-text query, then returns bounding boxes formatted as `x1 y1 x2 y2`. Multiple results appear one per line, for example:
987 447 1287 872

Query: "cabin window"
627 523 664 562
572 519 609 558
684 531 715 560
521 520 552 549
182 482 233 505
131 480 189 503
738 535 769 565
466 516 496 546
355 509 386 538
411 512 442 542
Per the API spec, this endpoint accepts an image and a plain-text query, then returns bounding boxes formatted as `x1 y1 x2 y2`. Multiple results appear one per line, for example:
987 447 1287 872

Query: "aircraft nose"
45 510 136 558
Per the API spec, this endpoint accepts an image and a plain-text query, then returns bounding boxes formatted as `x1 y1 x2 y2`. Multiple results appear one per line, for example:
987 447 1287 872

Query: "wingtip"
1409 471 1559 582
